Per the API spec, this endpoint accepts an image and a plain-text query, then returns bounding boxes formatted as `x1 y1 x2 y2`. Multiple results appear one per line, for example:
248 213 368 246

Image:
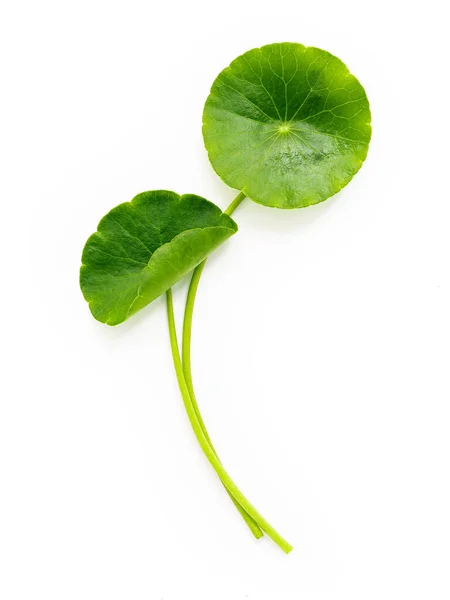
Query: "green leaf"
203 42 372 209
80 191 237 325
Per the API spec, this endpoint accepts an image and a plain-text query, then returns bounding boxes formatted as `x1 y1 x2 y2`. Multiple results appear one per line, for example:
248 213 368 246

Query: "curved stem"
182 192 262 536
181 190 292 552
182 191 245 395
167 289 292 553
181 261 262 538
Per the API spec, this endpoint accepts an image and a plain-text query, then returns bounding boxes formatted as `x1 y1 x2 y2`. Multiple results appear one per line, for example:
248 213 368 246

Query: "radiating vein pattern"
203 42 372 208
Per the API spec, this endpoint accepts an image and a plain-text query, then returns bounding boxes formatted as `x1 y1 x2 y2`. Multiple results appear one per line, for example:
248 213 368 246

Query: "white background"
1 1 449 598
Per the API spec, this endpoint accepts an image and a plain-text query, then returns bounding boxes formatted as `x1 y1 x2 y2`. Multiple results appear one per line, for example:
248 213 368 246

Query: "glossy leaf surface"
203 42 371 208
80 191 237 325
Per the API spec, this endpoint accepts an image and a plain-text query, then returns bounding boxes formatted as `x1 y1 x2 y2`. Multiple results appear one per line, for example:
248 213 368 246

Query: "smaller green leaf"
80 190 237 325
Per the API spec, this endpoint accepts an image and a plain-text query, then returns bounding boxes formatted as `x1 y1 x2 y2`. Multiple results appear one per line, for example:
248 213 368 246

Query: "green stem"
182 191 260 534
181 260 262 538
223 190 246 216
182 191 245 395
181 190 292 552
166 289 292 553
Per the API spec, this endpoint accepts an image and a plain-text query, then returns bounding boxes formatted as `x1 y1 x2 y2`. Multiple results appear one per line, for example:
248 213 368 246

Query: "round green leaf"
80 191 237 325
203 43 371 209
